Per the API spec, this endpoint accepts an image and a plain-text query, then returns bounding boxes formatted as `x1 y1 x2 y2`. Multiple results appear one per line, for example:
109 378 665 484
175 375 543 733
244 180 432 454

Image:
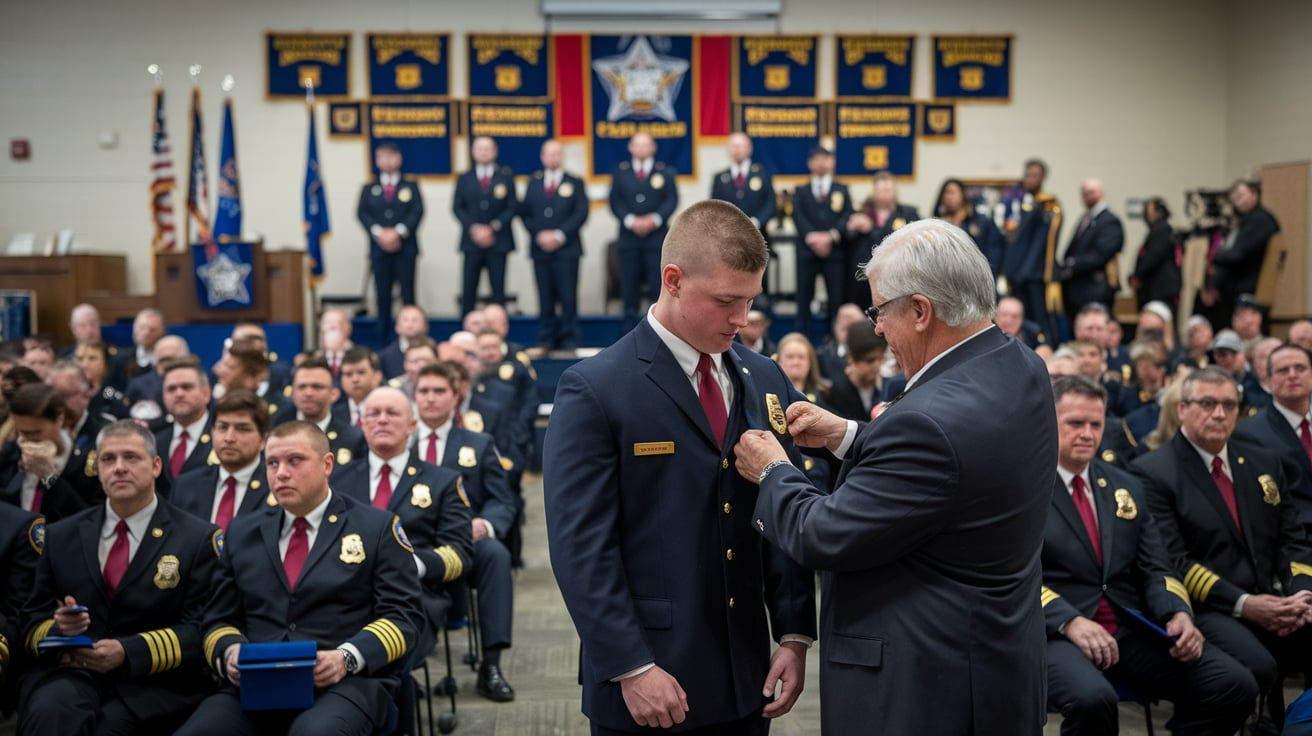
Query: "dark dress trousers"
755 327 1054 734
358 176 424 329
791 183 853 338
543 319 817 732
608 162 678 330
520 169 590 349
452 166 518 316
1060 208 1125 322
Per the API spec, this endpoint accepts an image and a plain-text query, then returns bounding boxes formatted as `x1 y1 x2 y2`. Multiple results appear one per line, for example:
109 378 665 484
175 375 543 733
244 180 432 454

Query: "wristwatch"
758 460 790 484
338 647 360 675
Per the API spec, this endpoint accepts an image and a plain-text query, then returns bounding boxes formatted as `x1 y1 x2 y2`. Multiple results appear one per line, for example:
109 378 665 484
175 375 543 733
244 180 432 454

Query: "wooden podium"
0 255 128 345
155 245 307 325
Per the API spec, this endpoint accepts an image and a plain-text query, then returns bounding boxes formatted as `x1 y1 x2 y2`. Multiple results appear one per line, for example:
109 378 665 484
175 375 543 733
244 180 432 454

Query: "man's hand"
761 641 807 718
82 638 126 673
733 430 789 484
536 230 563 251
630 215 656 237
313 650 348 688
847 212 874 234
53 595 90 636
1165 611 1204 663
804 231 832 258
620 665 688 729
470 223 496 248
1064 616 1119 670
472 518 490 542
785 402 850 453
1240 593 1309 635
376 228 402 253
225 644 242 685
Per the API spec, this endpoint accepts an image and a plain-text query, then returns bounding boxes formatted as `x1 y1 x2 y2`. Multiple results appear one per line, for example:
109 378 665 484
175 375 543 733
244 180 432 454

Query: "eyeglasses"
1182 397 1240 413
865 294 913 325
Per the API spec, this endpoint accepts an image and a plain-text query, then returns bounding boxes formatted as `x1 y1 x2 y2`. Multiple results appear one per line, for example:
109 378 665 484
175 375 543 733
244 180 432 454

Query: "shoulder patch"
211 529 224 558
516 350 531 367
28 517 45 554
392 516 414 552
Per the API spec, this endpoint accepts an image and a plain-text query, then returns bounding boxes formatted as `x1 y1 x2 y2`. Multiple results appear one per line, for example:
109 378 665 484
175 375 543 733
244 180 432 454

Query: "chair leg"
464 583 481 671
1143 702 1154 736
438 627 459 734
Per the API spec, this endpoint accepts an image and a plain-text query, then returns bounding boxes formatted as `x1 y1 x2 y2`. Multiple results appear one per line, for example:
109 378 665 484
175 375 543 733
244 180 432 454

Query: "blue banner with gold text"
735 103 821 177
933 35 1012 101
368 33 450 98
468 34 550 100
836 35 914 99
465 102 554 174
589 35 694 179
834 103 917 178
735 35 818 101
368 102 455 178
266 33 351 99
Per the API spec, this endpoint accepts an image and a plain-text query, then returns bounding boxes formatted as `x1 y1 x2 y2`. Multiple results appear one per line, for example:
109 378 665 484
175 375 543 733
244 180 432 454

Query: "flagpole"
148 64 162 294
305 77 319 324
185 65 201 249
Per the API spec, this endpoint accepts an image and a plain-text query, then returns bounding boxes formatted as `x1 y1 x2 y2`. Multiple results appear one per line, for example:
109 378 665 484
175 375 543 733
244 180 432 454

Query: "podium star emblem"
592 36 689 122
196 251 253 305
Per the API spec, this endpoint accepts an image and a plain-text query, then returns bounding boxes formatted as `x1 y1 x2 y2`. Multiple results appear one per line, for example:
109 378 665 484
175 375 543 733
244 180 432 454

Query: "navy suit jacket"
1233 403 1312 527
1003 194 1062 285
1061 208 1125 311
608 161 678 251
377 341 406 380
791 182 852 247
1211 206 1280 299
709 163 775 230
171 462 272 525
452 166 518 255
153 416 216 499
357 176 424 259
543 319 817 731
519 170 589 258
755 326 1054 734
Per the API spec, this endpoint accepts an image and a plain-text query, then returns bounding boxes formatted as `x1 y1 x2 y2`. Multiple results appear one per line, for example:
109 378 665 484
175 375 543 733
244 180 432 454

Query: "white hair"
863 219 996 326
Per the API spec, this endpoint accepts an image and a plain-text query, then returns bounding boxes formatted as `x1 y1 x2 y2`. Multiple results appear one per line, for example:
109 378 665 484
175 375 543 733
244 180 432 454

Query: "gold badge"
411 484 432 509
960 66 984 91
499 363 514 381
1101 450 1115 463
766 393 787 435
831 191 845 212
407 466 417 476
328 514 337 523
340 533 366 565
749 177 762 191
200 434 210 445
892 217 906 230
493 182 507 200
85 449 97 477
517 350 531 366
395 63 422 90
268 404 278 416
337 448 352 465
495 64 522 92
398 187 412 203
266 493 278 506
1259 474 1280 505
1114 489 1138 519
327 430 338 440
251 480 261 490
862 63 886 89
207 449 220 466
151 527 164 538
1096 477 1107 488
764 64 790 91
499 455 514 471
863 145 889 170
154 555 181 589
1121 364 1132 384
650 173 665 190
804 458 814 471
458 446 477 468
558 182 574 198
283 385 293 397
927 108 952 133
464 411 485 433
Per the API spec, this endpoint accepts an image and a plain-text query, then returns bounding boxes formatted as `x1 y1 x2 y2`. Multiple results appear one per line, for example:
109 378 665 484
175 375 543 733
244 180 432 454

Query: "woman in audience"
934 177 1003 282
75 340 128 421
1129 196 1182 312
774 332 828 403
0 382 98 521
1144 379 1187 451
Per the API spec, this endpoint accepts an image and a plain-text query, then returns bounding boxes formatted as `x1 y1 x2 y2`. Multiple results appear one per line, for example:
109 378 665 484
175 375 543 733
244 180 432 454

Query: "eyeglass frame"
865 294 915 326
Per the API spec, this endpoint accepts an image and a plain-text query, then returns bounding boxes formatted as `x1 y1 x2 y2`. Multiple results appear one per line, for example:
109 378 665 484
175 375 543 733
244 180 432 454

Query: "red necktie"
479 174 491 191
383 183 396 201
545 176 557 198
374 464 393 509
697 353 728 448
283 517 309 590
330 356 340 378
170 430 189 477
1211 457 1243 538
1071 476 1117 634
103 520 130 595
734 172 745 189
635 166 647 183
426 433 439 465
1300 420 1312 465
215 476 237 531
30 480 44 513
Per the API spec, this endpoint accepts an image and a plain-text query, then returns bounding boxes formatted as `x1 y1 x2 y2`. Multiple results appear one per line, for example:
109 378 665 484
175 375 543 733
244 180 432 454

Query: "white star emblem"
592 37 689 123
196 251 253 305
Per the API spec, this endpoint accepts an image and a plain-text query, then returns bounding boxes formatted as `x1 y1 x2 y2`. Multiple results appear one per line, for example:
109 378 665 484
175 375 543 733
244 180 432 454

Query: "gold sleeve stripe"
364 619 406 664
1184 564 1220 603
436 545 464 582
1292 562 1312 578
204 626 243 664
1040 586 1061 607
455 477 471 508
141 628 182 674
0 633 9 662
1164 577 1192 608
26 620 54 656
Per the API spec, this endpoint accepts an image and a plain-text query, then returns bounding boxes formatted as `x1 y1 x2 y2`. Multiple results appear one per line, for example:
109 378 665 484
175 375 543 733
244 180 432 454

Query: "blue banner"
213 98 242 242
367 33 450 98
589 35 694 179
920 102 956 140
266 33 351 99
193 242 255 309
304 106 329 285
835 35 914 99
368 101 455 177
933 35 1013 101
328 102 363 137
468 34 550 100
734 35 818 101
465 102 553 175
834 103 917 178
735 103 821 177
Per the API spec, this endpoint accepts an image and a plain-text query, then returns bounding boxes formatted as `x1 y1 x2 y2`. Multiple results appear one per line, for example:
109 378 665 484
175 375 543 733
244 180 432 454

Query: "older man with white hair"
1057 178 1125 324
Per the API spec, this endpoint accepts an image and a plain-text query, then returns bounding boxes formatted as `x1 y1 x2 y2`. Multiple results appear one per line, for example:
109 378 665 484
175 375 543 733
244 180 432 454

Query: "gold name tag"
633 442 675 456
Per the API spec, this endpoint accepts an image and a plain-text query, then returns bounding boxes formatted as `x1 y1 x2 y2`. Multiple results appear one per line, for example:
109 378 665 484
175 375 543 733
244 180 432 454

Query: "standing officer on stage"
711 133 775 314
358 142 425 333
18 420 222 734
520 138 589 351
454 136 518 318
791 145 852 338
609 131 679 332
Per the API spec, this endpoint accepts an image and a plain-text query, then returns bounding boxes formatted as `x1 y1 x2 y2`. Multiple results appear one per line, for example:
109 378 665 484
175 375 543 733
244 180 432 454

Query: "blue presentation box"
238 640 318 711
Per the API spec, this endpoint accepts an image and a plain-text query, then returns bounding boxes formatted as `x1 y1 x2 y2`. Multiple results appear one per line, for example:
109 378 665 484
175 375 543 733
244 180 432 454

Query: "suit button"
480 201 489 211
288 623 297 631
1101 585 1108 592
723 503 732 514
726 549 734 560
636 194 646 204
728 597 735 609
544 207 553 218
722 458 729 469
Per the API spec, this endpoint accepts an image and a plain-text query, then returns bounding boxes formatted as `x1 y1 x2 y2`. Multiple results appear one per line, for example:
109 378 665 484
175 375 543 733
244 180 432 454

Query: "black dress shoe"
477 663 515 702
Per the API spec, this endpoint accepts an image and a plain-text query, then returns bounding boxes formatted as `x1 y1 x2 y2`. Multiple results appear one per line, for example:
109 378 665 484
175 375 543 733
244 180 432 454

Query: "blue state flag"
303 105 330 285
213 98 242 242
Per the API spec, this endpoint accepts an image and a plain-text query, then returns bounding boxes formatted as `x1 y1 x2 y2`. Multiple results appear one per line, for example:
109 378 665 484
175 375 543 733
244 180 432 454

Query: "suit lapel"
79 508 109 600
1090 466 1117 576
1229 448 1263 552
636 322 718 448
300 495 347 583
334 461 370 505
724 348 763 435
1051 475 1101 570
240 463 270 515
120 504 169 594
1173 434 1245 545
258 510 290 592
388 455 419 512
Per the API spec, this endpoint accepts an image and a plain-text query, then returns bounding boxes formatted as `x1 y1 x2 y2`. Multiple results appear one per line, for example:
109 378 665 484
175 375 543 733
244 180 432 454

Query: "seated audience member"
47 360 108 453
474 328 538 467
74 341 128 422
996 294 1053 357
377 304 430 381
124 335 190 422
60 304 112 358
1047 350 1080 378
1210 329 1270 412
228 322 292 401
0 501 43 711
270 358 364 467
438 358 524 475
1136 301 1186 371
1142 381 1187 452
1129 196 1182 312
1042 375 1257 735
1233 344 1312 533
153 359 215 499
735 309 775 356
775 332 829 403
390 336 441 399
115 308 167 387
826 320 890 421
1132 367 1312 729
19 340 56 381
172 391 271 530
816 303 865 381
1290 320 1312 353
0 383 102 522
1118 341 1170 420
336 346 384 428
1231 293 1266 351
1249 337 1282 399
1103 319 1131 383
318 308 355 386
1183 315 1214 369
18 420 221 734
0 365 42 450
176 421 422 736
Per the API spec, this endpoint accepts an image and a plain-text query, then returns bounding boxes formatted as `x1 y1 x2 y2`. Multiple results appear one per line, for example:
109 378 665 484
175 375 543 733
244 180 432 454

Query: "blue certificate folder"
238 640 318 711
37 634 94 651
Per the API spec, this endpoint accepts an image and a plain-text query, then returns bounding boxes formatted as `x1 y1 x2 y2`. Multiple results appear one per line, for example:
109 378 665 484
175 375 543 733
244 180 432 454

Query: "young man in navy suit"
453 136 518 317
358 143 425 333
520 139 589 350
545 200 816 734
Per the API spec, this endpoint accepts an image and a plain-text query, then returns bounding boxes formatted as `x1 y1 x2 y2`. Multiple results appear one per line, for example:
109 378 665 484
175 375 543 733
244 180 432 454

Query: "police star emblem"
196 251 253 306
591 36 689 122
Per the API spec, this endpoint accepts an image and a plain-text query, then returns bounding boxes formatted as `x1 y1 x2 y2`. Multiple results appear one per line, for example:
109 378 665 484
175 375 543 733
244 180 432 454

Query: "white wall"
0 0 1275 321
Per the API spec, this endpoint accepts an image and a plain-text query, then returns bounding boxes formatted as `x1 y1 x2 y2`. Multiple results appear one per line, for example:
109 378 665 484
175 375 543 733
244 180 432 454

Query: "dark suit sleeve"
656 167 678 224
398 181 424 235
1040 584 1086 638
1212 209 1279 268
119 523 221 678
791 191 816 237
344 515 422 674
414 476 473 586
754 171 777 226
20 533 60 660
608 173 632 222
2 514 42 674
1068 217 1125 276
1271 466 1312 595
562 177 590 236
476 443 518 538
493 173 518 233
357 185 379 234
1132 226 1175 281
1133 507 1194 623
452 176 477 230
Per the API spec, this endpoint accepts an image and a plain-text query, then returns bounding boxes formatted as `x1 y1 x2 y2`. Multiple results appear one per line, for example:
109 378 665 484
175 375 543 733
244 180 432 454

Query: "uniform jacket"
520 169 590 258
1132 219 1181 307
0 418 106 524
851 203 920 268
1233 403 1312 527
709 163 775 229
465 380 528 473
755 326 1054 734
608 161 678 250
171 462 272 526
423 425 517 536
1211 206 1280 299
1004 194 1062 285
452 166 517 255
0 505 42 679
357 176 424 259
1060 208 1125 310
791 182 853 248
543 319 817 731
268 405 366 472
153 416 216 499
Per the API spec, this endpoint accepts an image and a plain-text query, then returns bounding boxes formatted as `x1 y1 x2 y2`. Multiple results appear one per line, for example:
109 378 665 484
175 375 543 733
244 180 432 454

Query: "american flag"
149 89 177 252
185 85 213 253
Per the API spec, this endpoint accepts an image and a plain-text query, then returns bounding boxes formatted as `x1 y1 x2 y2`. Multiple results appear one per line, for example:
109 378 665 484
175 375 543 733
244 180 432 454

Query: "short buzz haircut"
864 219 995 327
228 340 269 377
341 346 380 371
1180 365 1239 401
97 419 159 459
660 199 768 276
404 336 440 360
1052 374 1108 405
267 420 330 456
214 389 270 436
845 320 887 362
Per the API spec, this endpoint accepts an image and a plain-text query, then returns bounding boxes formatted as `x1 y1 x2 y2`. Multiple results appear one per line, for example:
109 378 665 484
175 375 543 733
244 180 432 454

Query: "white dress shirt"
211 458 261 523
169 413 210 466
99 496 159 569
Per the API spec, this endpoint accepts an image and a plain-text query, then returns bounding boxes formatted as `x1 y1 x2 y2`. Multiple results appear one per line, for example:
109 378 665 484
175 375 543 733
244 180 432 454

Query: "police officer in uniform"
358 142 425 334
609 132 678 331
453 136 518 317
269 358 364 469
173 391 272 530
710 133 775 314
0 503 43 712
792 145 852 338
153 360 215 499
519 139 589 351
